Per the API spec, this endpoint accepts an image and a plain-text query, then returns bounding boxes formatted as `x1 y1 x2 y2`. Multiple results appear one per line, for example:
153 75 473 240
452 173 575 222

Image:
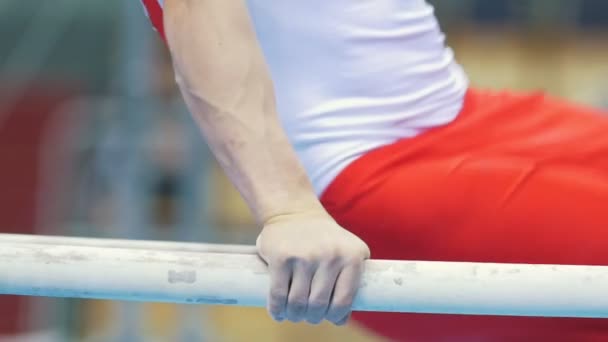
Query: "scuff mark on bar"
168 270 197 284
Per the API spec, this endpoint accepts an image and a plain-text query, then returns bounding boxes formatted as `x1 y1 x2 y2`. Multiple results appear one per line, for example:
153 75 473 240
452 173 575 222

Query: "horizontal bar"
2 236 608 317
0 233 257 255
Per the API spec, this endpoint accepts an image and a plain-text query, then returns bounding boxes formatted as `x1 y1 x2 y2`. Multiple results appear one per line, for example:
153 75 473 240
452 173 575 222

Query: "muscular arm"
163 0 369 325
163 0 321 224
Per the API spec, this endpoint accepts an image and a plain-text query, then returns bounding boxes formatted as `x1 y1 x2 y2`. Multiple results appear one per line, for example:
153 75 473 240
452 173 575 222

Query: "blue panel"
472 0 512 24
580 0 608 28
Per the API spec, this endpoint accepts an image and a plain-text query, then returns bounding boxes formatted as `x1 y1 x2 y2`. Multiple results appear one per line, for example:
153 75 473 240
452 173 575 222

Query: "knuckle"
331 303 349 313
275 252 318 267
293 252 322 270
327 305 350 319
326 248 342 265
285 255 299 266
344 253 365 266
269 289 287 302
315 246 342 266
342 259 358 269
305 248 325 262
331 297 354 311
289 299 308 313
335 246 364 262
274 253 295 265
308 299 328 311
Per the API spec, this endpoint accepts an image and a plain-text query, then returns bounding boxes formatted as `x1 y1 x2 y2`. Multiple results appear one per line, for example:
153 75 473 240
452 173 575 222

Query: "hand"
256 210 370 325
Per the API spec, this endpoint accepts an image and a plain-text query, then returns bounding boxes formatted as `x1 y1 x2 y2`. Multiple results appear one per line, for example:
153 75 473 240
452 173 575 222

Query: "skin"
163 0 370 325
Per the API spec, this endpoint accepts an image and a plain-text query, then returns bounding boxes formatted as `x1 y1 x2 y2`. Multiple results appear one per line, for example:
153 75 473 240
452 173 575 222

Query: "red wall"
0 84 76 334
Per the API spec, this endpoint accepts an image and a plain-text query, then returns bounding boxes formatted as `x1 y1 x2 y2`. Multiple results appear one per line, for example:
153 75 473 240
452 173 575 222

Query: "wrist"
258 194 327 226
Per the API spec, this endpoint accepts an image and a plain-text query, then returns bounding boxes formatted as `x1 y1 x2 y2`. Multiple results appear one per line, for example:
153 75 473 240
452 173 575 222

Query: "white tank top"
245 0 468 195
143 0 469 195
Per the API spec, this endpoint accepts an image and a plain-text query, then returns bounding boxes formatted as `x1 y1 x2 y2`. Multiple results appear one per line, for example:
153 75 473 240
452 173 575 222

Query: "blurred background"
0 0 606 341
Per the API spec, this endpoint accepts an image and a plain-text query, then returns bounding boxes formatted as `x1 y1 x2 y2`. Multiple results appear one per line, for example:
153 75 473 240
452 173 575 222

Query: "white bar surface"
1 235 608 317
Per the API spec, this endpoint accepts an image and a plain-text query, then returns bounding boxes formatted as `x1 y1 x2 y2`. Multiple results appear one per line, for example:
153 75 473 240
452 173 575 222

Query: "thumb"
256 233 268 262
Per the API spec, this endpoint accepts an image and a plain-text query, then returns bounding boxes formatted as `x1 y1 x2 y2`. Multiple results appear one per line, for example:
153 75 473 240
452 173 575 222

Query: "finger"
335 313 351 326
305 263 340 325
326 262 363 325
267 262 292 322
286 262 314 323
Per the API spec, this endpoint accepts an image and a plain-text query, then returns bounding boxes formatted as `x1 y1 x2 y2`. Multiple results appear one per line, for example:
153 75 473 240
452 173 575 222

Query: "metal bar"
2 238 608 317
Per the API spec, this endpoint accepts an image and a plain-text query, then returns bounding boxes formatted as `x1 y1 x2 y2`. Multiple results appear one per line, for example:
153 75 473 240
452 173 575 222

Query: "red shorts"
321 89 608 342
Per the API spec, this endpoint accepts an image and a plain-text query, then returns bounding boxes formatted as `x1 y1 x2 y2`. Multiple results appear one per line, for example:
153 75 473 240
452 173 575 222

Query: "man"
141 0 608 340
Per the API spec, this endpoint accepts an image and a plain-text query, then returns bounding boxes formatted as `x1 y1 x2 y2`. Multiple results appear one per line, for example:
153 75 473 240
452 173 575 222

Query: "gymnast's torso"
144 0 469 194
245 0 468 194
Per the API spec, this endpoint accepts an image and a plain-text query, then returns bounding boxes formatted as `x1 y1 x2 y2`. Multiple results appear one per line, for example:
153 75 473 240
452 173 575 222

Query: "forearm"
163 0 323 224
